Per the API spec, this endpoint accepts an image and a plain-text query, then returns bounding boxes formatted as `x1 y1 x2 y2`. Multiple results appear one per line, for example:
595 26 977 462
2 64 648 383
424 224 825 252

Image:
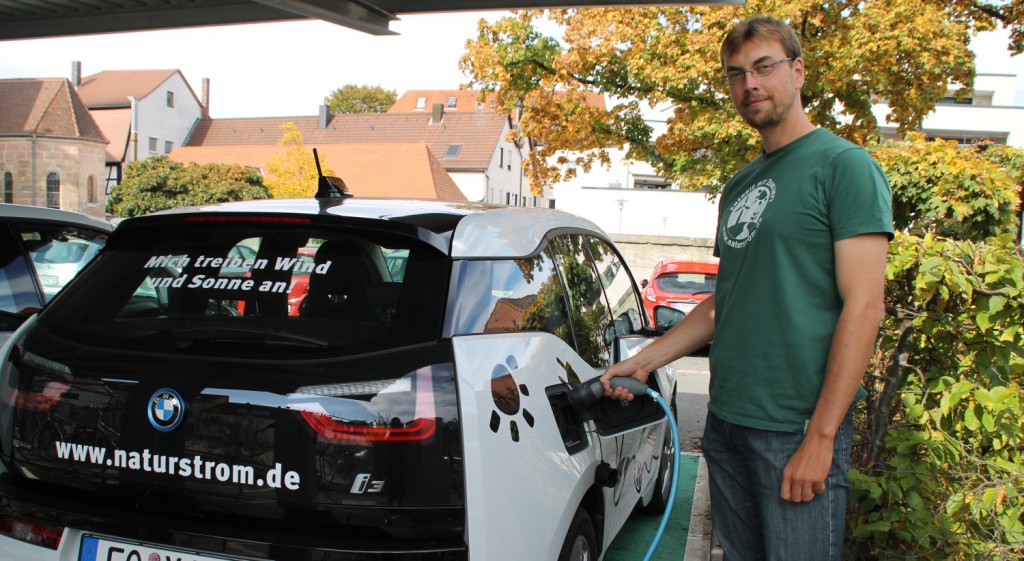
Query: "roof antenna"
313 148 351 199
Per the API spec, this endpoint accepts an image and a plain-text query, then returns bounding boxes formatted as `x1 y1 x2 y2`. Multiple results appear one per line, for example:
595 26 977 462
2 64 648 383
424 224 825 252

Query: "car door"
547 234 667 535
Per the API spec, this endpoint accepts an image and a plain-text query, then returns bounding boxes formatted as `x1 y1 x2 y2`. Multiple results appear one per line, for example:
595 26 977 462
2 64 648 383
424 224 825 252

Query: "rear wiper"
171 325 328 349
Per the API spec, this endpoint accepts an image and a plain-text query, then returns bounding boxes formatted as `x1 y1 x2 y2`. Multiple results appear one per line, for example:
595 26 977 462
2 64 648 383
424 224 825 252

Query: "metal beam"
255 0 397 35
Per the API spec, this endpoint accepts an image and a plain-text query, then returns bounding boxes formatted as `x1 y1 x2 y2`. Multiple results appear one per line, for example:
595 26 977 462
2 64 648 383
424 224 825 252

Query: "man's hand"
598 359 650 401
780 433 834 502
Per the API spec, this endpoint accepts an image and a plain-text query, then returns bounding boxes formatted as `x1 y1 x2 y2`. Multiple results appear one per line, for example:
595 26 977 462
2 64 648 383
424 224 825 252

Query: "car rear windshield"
655 273 716 295
36 220 450 356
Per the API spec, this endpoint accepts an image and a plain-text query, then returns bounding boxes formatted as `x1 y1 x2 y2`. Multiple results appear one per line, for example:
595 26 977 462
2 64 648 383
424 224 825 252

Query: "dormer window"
444 144 462 158
446 96 457 108
416 97 426 110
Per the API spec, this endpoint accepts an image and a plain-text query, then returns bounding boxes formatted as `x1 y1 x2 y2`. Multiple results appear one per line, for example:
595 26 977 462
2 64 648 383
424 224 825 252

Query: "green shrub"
849 233 1024 560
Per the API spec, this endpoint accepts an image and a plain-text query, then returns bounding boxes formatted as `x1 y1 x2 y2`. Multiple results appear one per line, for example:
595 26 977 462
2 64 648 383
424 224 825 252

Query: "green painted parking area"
605 453 701 561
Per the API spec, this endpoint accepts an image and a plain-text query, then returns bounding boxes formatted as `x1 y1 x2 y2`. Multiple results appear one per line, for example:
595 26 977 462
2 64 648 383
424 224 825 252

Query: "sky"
0 11 511 119
1 11 1023 118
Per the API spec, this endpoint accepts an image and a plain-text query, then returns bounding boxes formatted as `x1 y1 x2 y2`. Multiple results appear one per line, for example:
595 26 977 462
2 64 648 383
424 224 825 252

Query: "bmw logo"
148 388 185 432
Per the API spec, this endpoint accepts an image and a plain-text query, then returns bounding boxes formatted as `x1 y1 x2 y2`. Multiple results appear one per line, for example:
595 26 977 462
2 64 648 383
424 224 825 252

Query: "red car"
237 246 317 316
285 247 318 315
642 260 719 328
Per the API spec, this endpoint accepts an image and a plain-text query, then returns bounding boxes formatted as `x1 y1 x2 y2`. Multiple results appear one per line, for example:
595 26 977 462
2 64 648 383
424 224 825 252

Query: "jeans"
701 410 854 561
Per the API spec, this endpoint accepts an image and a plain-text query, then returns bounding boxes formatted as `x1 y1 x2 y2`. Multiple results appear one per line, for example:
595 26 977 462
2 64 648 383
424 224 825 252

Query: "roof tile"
0 78 106 141
76 69 179 107
185 111 508 171
169 142 466 201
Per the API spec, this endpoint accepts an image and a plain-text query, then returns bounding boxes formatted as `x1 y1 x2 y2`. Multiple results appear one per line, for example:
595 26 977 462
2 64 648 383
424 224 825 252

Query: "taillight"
15 381 69 410
301 411 436 442
6 352 72 411
299 366 437 444
0 516 64 549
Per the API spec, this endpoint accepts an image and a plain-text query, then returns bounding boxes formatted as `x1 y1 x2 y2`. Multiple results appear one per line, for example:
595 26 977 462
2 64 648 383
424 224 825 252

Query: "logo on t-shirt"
721 179 776 249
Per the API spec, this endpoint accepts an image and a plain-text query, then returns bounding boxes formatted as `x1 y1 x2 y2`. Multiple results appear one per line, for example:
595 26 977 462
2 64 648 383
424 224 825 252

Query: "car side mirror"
653 305 685 333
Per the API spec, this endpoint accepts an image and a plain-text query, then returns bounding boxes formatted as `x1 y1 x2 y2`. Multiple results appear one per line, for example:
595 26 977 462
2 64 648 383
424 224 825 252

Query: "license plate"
39 275 59 286
670 302 696 314
79 535 240 561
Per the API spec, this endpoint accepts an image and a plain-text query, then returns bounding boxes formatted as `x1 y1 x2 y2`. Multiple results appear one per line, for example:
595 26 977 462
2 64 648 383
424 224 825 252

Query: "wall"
558 185 720 239
0 136 107 217
609 233 717 283
136 72 204 160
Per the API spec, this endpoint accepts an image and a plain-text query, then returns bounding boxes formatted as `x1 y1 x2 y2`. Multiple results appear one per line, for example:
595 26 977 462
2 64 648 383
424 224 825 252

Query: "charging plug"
566 376 650 411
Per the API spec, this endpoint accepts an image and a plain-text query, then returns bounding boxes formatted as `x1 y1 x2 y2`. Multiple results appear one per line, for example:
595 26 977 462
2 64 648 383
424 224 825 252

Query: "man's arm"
599 293 717 399
781 233 889 502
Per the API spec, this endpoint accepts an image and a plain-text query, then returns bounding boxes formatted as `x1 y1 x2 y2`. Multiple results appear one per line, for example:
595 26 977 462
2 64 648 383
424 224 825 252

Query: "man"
600 15 894 561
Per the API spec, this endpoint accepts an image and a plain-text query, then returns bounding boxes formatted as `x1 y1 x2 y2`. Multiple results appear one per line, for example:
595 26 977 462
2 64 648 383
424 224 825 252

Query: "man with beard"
600 15 893 561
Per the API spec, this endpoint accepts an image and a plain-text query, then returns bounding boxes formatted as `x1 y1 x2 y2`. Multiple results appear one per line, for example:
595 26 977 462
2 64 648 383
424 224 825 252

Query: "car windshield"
654 272 716 295
37 221 449 357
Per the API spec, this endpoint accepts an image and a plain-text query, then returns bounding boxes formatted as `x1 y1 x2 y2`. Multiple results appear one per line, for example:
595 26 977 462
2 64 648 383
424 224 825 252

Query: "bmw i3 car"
0 189 677 561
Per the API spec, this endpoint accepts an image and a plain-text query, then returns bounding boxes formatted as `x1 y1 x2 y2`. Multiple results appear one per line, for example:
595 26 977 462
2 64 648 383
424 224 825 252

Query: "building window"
444 144 462 158
167 91 174 107
633 175 672 190
3 172 12 203
499 147 505 168
415 97 426 110
148 137 158 153
165 140 173 154
446 96 457 108
87 176 96 204
46 172 60 209
937 96 973 105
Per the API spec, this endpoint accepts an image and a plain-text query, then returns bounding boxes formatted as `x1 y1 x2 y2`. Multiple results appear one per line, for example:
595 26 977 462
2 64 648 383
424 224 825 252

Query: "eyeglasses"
723 57 795 84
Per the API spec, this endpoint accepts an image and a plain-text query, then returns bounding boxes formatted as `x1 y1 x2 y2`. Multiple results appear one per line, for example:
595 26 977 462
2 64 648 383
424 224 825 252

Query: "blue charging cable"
643 387 680 561
567 377 680 561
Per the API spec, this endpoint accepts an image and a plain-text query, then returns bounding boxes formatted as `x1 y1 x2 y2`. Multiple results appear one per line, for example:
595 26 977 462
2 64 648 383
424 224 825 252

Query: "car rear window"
655 273 716 295
36 221 449 356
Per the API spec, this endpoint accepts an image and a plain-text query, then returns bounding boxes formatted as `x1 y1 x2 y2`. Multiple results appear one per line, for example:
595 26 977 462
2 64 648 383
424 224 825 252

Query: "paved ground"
606 355 713 561
672 356 711 453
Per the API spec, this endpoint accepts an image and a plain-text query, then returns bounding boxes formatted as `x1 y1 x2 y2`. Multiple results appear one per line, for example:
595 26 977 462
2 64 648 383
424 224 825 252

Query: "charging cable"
567 377 680 561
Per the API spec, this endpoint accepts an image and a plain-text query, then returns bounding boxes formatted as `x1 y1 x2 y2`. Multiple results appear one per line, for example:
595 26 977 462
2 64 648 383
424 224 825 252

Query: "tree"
460 1 1009 194
323 84 397 114
870 133 1023 240
107 156 269 218
263 123 335 199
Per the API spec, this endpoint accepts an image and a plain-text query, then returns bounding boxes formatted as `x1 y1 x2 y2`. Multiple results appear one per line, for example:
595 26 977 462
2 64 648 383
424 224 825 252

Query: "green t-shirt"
710 128 894 433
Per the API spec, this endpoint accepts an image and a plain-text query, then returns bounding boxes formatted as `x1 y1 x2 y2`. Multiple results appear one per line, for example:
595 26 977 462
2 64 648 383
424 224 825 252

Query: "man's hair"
720 15 802 67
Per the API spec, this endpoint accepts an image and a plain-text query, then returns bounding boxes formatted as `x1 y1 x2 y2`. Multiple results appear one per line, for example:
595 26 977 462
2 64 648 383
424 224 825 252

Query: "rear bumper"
0 493 467 561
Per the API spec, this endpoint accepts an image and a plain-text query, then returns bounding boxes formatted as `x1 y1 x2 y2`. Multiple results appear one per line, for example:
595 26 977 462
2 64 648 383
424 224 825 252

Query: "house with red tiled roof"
389 89 607 207
0 78 108 217
177 104 523 202
389 90 499 114
170 142 465 201
72 63 206 189
389 89 607 115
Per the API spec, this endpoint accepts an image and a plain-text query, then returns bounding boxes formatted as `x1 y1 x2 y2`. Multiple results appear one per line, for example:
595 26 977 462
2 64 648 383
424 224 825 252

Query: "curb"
682 453 712 561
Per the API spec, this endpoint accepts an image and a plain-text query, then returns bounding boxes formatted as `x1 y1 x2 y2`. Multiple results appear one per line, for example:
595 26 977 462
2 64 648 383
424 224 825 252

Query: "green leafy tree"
107 156 269 218
323 84 397 114
870 133 1023 240
263 123 335 199
460 1 1011 194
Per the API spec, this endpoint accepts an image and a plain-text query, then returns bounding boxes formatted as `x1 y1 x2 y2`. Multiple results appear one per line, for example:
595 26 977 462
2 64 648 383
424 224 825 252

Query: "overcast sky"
1 12 1022 118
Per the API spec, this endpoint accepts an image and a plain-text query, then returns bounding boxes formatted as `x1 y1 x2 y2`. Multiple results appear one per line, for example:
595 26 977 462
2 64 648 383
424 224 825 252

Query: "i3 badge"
148 388 185 432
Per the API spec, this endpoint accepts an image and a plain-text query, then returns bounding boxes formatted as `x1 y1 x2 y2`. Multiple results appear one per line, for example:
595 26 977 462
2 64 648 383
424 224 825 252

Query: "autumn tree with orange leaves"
459 0 1022 195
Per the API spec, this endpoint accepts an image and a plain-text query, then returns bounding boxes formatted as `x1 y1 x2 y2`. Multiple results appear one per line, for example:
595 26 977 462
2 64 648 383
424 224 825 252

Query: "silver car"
0 203 112 345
